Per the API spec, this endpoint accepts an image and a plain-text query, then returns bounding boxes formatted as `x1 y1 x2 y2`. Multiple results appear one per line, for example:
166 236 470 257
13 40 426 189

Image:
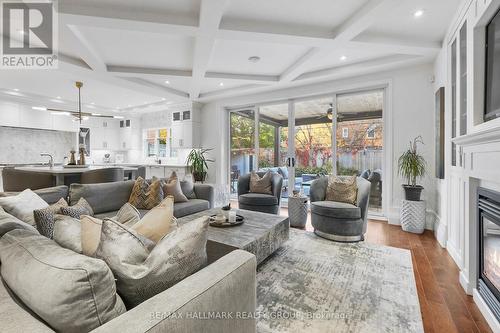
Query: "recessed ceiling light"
414 9 424 18
13 88 19 91
248 56 261 63
165 80 170 84
161 98 166 101
219 82 224 87
56 96 61 99
340 55 347 61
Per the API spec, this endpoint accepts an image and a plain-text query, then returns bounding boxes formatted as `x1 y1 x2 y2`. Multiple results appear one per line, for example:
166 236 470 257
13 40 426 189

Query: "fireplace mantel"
452 125 500 147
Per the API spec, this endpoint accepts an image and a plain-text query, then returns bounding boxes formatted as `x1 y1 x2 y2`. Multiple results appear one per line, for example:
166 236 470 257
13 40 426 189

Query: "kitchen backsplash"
0 126 76 164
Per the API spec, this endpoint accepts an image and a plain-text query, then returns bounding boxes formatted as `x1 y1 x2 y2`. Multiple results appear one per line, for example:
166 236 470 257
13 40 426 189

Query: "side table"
400 199 426 234
288 196 308 228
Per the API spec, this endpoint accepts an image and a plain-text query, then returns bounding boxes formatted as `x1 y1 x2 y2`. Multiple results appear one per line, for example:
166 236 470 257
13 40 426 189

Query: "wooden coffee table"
177 208 290 265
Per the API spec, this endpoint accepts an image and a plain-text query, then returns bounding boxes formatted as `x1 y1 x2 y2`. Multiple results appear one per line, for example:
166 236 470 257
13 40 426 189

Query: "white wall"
201 63 438 228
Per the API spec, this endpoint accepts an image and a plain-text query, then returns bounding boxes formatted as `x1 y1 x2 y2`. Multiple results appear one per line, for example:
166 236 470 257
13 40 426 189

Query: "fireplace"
478 188 500 320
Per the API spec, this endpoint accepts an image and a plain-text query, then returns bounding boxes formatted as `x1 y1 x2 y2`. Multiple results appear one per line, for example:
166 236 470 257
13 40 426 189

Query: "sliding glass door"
228 89 384 214
293 97 334 196
229 109 255 195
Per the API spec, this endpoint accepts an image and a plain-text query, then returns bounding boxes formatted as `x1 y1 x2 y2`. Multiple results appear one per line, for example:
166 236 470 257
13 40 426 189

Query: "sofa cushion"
0 277 53 333
53 215 82 253
0 189 48 225
0 207 38 237
132 197 177 243
173 199 210 218
325 175 358 206
0 229 126 332
33 198 68 238
128 177 163 210
81 203 142 256
61 197 94 218
180 180 197 199
249 171 273 195
1 186 69 205
95 216 208 308
311 201 361 219
70 180 135 214
239 193 278 206
162 179 188 203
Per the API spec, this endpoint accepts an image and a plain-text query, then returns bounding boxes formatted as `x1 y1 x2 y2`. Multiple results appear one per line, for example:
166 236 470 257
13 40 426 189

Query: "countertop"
94 163 189 168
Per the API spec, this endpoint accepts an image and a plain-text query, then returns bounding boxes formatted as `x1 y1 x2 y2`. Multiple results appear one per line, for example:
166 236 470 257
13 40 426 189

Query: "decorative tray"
63 164 90 168
209 214 244 227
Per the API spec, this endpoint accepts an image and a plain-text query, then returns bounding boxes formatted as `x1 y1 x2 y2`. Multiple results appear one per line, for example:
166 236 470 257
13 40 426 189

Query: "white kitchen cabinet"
170 121 200 149
146 165 165 178
90 119 120 150
0 102 20 127
118 118 141 150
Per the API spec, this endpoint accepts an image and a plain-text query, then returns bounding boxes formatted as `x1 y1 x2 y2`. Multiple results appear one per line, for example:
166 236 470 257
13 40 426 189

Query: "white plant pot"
400 199 426 234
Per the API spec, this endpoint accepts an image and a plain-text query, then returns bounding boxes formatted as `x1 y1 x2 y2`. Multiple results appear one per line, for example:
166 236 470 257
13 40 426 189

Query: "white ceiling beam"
107 65 192 77
65 25 107 72
58 59 188 99
205 72 279 83
120 78 189 98
279 0 400 83
279 48 330 82
189 0 230 99
350 33 441 56
199 84 267 99
59 13 198 36
296 54 422 81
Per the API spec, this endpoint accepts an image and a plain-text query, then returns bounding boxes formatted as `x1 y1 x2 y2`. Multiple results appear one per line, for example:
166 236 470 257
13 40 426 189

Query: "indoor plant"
398 136 426 201
186 148 214 183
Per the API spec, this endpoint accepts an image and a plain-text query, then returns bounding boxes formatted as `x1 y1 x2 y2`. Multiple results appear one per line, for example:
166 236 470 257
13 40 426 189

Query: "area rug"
256 229 424 333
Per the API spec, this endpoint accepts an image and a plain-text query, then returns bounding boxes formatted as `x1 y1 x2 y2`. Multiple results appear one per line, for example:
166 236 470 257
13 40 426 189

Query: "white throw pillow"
0 189 48 225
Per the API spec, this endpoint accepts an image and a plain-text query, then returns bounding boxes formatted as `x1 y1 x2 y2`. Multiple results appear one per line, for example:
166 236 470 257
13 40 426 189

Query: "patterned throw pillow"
81 203 142 256
33 198 69 238
128 177 163 209
95 216 208 308
249 171 273 195
325 175 358 206
60 198 94 219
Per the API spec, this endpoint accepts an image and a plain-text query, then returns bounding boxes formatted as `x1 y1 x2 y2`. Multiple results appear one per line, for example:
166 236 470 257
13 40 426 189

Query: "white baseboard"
459 270 472 295
473 289 500 333
433 216 447 248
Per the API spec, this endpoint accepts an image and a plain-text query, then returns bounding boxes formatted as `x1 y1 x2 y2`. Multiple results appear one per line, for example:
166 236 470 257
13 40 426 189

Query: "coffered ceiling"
0 0 461 114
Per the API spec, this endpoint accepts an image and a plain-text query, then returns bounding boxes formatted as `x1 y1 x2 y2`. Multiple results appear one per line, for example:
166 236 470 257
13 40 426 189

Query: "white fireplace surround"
453 126 500 332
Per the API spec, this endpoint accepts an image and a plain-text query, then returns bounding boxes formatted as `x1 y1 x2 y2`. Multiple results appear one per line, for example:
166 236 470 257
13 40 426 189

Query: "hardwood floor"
274 204 492 332
363 220 492 333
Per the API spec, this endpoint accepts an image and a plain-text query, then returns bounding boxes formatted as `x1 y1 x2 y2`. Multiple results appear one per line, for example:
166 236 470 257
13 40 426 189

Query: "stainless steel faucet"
40 153 54 168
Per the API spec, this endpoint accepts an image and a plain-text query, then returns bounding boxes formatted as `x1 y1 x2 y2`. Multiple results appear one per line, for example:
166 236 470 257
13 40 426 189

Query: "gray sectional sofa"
0 183 257 333
68 180 215 219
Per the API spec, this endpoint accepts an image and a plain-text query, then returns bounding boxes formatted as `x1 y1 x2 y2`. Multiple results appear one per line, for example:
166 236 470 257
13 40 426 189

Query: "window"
143 128 169 158
342 128 349 138
367 128 375 139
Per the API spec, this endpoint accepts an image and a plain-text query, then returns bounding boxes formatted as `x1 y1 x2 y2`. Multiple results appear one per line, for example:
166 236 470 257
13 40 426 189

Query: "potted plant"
398 136 426 201
186 148 214 183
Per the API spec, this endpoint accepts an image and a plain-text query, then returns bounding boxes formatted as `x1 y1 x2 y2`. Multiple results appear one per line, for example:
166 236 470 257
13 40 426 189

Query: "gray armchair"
237 172 283 215
310 177 371 242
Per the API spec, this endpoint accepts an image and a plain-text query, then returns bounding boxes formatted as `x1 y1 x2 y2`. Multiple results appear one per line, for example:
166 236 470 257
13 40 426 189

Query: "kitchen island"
14 165 138 186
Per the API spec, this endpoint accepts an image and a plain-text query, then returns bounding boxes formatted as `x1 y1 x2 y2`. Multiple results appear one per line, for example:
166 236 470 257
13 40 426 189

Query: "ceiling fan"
320 103 344 121
45 81 114 124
